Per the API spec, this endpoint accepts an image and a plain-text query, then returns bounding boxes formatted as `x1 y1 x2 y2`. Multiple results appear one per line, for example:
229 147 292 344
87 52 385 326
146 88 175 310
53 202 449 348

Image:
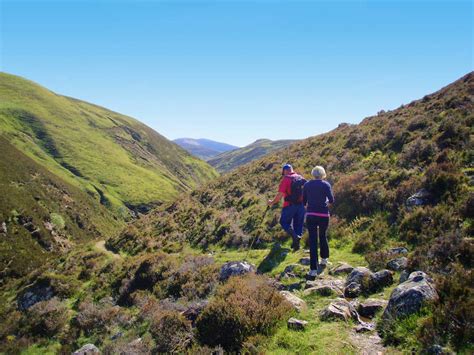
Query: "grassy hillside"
0 72 218 217
107 72 473 351
0 73 471 354
208 138 297 172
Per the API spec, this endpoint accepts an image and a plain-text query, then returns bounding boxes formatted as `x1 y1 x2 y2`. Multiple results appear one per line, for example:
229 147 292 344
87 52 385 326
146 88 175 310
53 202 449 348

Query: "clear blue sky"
1 0 472 147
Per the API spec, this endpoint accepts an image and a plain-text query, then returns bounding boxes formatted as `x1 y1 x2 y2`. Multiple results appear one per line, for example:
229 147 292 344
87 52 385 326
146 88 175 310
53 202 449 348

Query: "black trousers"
306 215 330 270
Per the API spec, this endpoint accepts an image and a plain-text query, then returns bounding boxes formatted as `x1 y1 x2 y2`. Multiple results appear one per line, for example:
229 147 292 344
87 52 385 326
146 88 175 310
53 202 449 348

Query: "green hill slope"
0 73 471 354
0 72 218 215
208 138 297 172
107 72 473 352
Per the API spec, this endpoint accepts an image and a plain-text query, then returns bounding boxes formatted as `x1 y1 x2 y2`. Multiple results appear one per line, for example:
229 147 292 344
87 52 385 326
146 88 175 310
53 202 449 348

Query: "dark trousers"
280 204 305 238
306 215 329 270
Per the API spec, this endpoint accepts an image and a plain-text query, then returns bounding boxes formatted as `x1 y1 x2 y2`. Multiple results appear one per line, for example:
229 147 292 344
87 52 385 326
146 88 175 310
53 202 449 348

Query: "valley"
0 72 472 354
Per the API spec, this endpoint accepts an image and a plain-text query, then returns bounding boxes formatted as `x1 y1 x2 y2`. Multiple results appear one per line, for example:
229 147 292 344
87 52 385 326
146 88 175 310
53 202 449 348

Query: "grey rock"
346 267 373 287
110 332 123 340
321 299 359 322
304 285 342 297
287 317 308 330
329 262 354 275
406 188 431 207
299 257 311 266
344 282 362 298
280 291 307 312
389 247 408 256
305 278 345 291
383 271 438 320
358 299 387 319
280 264 306 279
387 257 408 271
219 261 255 281
0 222 6 234
17 282 55 311
73 344 100 355
399 270 410 284
355 323 376 333
372 269 394 290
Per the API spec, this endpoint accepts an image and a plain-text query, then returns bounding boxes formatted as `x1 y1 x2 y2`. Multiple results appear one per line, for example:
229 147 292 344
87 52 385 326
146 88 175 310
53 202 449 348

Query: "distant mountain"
208 138 297 172
174 138 239 160
0 72 217 278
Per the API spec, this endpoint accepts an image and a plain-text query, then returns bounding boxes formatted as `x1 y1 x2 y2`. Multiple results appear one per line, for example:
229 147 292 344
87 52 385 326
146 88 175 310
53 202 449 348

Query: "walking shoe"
291 235 302 251
317 263 326 276
320 258 330 265
307 269 318 278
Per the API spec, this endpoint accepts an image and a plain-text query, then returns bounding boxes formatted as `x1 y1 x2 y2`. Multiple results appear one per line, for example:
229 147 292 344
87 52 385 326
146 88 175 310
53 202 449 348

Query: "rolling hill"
0 72 217 278
173 138 238 160
107 73 473 352
0 73 472 354
208 138 297 172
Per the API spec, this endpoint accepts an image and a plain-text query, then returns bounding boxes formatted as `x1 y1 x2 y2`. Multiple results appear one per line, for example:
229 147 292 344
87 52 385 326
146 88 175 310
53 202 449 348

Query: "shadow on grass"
257 242 290 273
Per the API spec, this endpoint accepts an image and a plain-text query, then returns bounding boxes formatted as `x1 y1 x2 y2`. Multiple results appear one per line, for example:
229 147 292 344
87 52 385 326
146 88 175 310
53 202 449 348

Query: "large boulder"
383 271 438 321
372 270 394 290
73 344 100 355
219 261 255 281
358 299 387 319
329 262 354 276
320 299 358 322
280 291 307 312
345 267 393 295
304 278 345 297
387 257 408 271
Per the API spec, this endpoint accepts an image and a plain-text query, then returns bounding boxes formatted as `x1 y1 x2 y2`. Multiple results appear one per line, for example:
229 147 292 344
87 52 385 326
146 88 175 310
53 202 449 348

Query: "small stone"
299 257 311 266
406 188 431 207
280 291 307 312
73 344 100 355
0 222 6 234
355 323 375 333
219 261 255 281
287 317 308 330
181 301 208 324
110 332 123 340
281 264 306 279
344 282 362 298
389 247 408 256
329 262 354 275
320 299 358 322
304 285 342 297
387 257 408 271
358 299 387 319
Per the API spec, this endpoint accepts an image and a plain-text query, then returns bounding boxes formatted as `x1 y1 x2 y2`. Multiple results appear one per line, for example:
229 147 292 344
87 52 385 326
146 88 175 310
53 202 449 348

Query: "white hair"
311 166 327 179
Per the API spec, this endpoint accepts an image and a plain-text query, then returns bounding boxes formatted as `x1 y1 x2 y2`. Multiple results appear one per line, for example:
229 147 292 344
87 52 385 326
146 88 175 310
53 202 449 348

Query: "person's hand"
267 199 274 206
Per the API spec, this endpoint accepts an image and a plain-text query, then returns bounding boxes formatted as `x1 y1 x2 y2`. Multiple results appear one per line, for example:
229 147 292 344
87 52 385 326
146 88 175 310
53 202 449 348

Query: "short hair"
311 166 327 179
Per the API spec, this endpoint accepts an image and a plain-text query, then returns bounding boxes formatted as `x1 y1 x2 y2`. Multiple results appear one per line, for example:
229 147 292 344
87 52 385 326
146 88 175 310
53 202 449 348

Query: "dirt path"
349 331 387 354
94 240 121 260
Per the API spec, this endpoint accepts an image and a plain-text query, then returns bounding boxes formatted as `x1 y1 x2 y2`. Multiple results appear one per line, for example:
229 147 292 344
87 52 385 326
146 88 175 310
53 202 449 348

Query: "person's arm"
268 192 284 206
327 183 335 205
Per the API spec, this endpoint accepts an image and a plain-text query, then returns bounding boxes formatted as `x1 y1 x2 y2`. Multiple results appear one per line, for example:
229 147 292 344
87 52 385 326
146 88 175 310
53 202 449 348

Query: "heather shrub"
196 274 292 351
419 266 474 352
149 310 193 353
23 297 68 337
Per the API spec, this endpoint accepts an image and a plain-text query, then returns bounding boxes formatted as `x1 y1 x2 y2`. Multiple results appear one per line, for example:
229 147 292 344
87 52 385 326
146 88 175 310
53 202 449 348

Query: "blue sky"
1 0 472 146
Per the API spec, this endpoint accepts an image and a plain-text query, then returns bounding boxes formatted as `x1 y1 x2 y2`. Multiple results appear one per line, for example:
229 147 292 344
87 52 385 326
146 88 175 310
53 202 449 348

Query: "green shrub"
50 213 65 230
196 274 292 351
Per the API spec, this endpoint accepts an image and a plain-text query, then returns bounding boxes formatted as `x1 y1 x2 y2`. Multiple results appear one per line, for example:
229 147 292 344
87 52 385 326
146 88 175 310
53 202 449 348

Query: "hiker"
303 166 334 277
268 164 306 251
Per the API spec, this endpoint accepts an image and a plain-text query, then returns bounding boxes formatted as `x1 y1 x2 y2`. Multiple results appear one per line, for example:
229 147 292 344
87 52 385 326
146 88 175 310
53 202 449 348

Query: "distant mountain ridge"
208 138 297 172
174 138 238 160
